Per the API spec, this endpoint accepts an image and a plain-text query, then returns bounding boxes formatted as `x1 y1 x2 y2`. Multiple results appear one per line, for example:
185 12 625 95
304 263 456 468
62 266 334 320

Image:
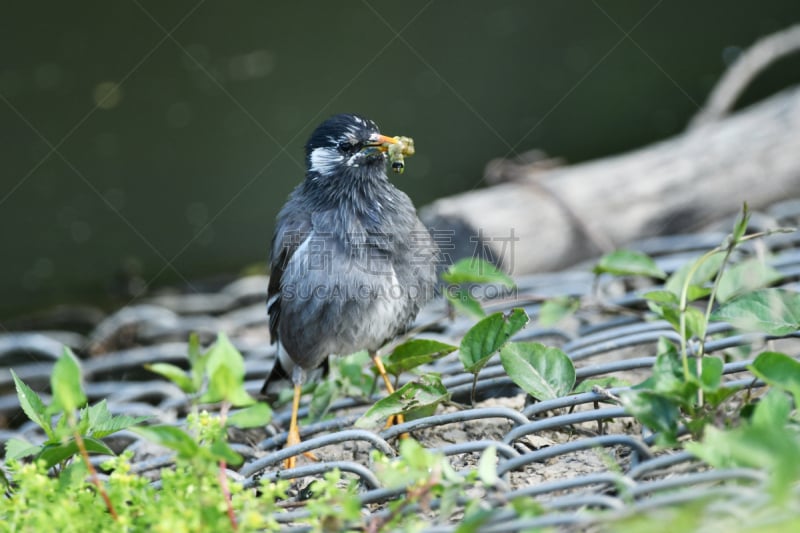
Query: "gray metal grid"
2 202 800 531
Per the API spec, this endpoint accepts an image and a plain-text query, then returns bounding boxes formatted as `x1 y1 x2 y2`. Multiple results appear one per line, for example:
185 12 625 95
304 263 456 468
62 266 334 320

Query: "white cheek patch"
309 147 344 175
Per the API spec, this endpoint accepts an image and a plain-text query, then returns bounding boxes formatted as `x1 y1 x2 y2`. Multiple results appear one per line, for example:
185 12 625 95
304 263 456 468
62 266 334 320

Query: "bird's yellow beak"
364 133 399 152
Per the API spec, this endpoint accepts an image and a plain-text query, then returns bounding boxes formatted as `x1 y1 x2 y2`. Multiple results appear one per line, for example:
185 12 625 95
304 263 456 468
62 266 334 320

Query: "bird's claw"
383 413 405 429
283 424 318 470
384 413 409 440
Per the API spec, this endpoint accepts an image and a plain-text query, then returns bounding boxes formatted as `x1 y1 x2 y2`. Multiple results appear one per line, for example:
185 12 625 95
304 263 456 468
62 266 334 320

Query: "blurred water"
1 0 799 317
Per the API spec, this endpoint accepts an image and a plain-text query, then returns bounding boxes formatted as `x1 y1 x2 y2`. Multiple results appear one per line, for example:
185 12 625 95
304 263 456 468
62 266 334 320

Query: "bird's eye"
337 140 359 153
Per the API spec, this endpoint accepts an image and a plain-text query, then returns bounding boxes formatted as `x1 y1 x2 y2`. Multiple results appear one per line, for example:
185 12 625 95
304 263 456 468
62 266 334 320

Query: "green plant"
2 442 289 532
144 332 273 529
458 308 529 404
7 357 147 470
3 333 274 531
353 305 580 428
441 257 516 319
499 341 576 401
604 206 796 444
6 347 147 520
583 204 800 503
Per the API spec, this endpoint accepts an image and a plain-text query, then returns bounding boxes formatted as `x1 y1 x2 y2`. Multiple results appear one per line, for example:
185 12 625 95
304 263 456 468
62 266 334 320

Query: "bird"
260 113 438 469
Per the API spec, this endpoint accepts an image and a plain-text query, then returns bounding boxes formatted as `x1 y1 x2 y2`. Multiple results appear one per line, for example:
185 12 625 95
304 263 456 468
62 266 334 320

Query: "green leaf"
5 438 42 461
10 369 53 439
456 503 494 533
459 309 529 374
50 347 87 414
306 351 375 421
642 290 679 305
712 288 800 336
53 409 72 441
355 375 449 428
374 439 450 489
510 497 545 518
685 285 712 301
199 332 255 407
634 343 692 400
336 350 374 397
383 339 458 376
665 253 725 300
693 357 737 407
538 296 580 327
716 258 782 303
499 342 575 400
645 295 682 332
593 250 666 279
187 332 209 392
226 402 272 428
442 258 515 287
146 362 195 393
751 387 791 431
446 288 486 319
36 441 81 468
648 302 706 339
732 202 750 243
749 351 800 408
682 305 708 340
645 297 707 339
619 390 681 445
646 299 676 327
696 356 723 391
36 437 113 469
686 389 800 500
81 436 115 456
307 379 336 422
572 376 630 395
76 405 92 436
131 425 200 458
209 439 243 466
477 446 498 486
656 335 676 356
85 400 149 438
58 460 88 491
83 399 109 430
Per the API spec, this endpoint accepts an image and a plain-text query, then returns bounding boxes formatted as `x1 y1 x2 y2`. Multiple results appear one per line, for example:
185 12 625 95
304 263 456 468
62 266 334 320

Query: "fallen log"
423 25 800 275
422 84 800 274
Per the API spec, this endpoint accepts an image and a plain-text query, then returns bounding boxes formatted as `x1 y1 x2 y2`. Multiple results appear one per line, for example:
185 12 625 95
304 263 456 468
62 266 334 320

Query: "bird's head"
304 113 399 179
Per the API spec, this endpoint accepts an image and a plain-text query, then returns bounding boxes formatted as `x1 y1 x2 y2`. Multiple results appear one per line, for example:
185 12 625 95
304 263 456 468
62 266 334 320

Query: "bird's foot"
371 353 409 437
283 424 318 470
384 413 409 440
383 413 405 429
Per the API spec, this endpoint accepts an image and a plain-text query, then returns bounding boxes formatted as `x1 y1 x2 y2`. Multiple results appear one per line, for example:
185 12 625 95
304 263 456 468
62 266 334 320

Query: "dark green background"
1 1 799 318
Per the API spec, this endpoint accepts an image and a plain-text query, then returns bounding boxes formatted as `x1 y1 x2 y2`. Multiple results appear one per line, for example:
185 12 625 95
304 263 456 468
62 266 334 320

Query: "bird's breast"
277 228 419 366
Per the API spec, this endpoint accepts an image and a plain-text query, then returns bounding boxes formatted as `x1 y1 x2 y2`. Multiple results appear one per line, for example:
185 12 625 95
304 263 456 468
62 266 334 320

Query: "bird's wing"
267 213 312 344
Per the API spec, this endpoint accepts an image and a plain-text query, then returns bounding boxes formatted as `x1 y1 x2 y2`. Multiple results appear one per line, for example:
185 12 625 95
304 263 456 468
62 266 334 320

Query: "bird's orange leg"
371 352 406 430
284 383 317 470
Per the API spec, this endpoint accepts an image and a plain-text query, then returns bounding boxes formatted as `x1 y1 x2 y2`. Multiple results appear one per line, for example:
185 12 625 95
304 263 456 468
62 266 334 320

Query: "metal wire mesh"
2 201 800 531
